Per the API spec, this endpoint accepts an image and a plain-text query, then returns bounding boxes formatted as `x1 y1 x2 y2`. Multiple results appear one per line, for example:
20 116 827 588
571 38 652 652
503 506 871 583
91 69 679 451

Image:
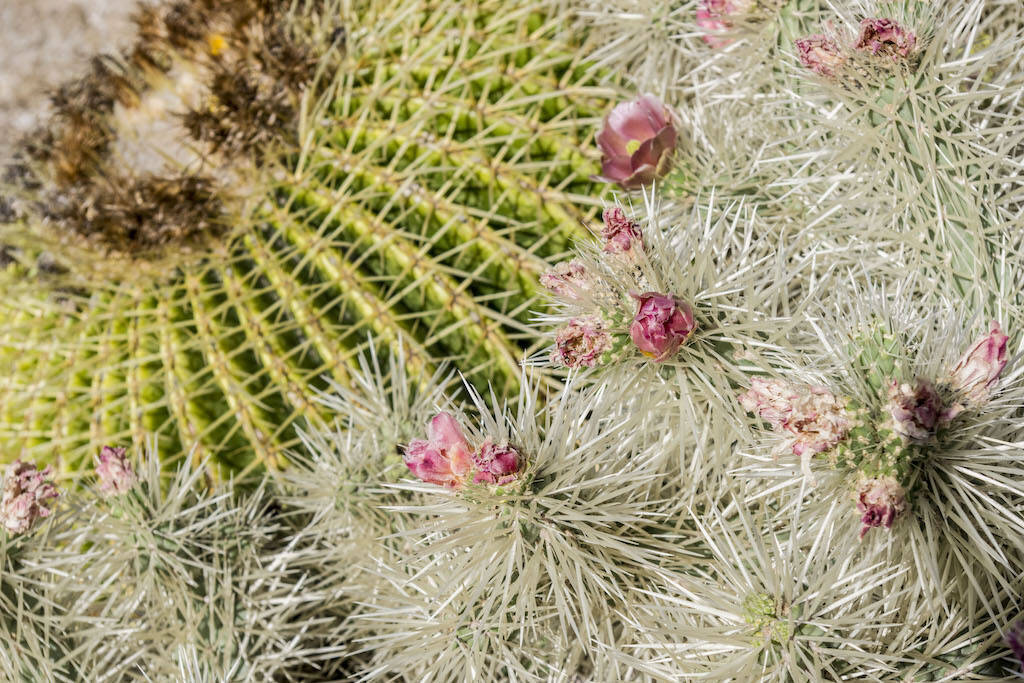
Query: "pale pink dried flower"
403 412 474 488
739 378 852 474
629 292 696 362
95 446 138 497
0 460 59 535
601 207 643 256
596 94 677 190
472 440 522 485
855 475 907 539
947 321 1009 406
552 317 613 369
795 34 845 77
854 18 916 59
887 379 949 443
540 260 588 299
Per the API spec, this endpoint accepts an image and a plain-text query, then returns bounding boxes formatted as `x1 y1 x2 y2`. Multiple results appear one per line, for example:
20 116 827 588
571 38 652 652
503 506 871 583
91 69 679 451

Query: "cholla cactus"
738 285 1024 613
2 0 1024 678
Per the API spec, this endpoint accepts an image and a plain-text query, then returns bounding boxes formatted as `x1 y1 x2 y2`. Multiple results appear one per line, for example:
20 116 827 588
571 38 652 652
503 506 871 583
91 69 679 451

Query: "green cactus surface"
0 0 614 480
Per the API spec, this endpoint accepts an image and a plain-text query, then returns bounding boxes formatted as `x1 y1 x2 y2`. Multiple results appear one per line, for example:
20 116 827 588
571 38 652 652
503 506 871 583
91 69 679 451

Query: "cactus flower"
887 379 947 443
855 475 907 539
403 412 474 488
854 18 916 59
0 460 59 535
947 321 1009 405
739 378 852 471
472 440 523 485
696 0 755 49
795 34 845 77
629 292 696 362
552 317 613 368
601 207 643 257
596 94 677 190
95 446 138 497
540 260 588 299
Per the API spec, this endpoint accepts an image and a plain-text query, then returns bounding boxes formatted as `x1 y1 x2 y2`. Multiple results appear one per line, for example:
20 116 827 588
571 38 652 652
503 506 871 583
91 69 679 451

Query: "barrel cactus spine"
0 0 619 480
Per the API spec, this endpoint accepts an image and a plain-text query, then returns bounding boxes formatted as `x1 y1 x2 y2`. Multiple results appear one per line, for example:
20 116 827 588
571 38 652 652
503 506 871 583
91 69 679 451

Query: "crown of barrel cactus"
0 0 616 480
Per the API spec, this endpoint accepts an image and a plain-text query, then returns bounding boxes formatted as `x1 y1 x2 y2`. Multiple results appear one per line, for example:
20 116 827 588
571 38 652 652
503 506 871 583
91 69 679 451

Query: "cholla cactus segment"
854 18 917 59
94 446 137 497
795 34 845 76
596 94 677 189
552 316 615 368
629 291 696 361
855 474 907 539
739 378 852 462
0 460 59 535
342 376 684 676
947 320 1009 406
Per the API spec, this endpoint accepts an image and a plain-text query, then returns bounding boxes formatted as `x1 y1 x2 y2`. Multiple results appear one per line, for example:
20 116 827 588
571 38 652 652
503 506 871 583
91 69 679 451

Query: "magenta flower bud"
0 460 59 535
947 321 1009 405
601 207 643 256
403 412 474 488
795 34 845 77
540 260 588 299
739 379 852 467
629 292 696 362
551 317 613 369
94 446 138 497
887 379 946 443
472 440 523 485
596 94 677 190
855 475 907 539
854 18 916 59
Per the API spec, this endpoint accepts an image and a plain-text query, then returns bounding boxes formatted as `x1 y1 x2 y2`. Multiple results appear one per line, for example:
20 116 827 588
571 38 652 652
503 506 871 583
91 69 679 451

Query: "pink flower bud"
887 379 945 443
947 321 1009 406
596 94 677 190
601 207 643 256
629 292 696 362
403 412 474 488
855 475 907 539
540 260 588 299
854 18 916 59
0 460 59 535
795 34 845 77
552 317 613 368
95 446 138 497
739 379 852 464
472 440 523 485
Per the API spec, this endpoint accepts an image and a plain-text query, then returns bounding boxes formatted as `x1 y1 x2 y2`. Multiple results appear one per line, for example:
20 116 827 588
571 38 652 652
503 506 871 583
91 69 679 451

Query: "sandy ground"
0 0 141 162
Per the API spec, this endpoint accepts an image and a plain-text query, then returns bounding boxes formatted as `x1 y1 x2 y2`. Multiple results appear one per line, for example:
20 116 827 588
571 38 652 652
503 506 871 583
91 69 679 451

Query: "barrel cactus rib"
0 0 613 475
308 144 546 309
181 271 280 477
285 186 525 394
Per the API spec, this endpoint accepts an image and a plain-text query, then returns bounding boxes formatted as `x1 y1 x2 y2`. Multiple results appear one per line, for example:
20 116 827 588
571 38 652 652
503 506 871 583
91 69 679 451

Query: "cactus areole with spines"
0 0 615 480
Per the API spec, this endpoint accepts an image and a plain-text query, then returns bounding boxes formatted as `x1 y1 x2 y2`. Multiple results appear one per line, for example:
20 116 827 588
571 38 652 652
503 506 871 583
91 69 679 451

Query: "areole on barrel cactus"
0 0 616 480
